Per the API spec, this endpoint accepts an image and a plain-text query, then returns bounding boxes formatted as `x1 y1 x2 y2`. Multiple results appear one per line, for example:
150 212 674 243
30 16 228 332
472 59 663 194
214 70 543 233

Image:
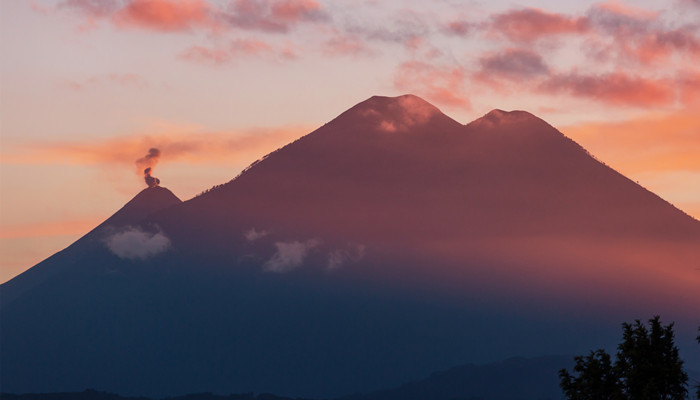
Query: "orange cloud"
2 125 311 167
112 0 212 32
539 72 675 107
0 219 101 239
563 110 700 173
488 8 589 43
679 71 700 105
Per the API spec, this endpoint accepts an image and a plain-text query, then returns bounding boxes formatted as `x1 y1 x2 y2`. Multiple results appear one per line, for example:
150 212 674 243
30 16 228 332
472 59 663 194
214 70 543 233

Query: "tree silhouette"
560 316 688 400
560 350 622 400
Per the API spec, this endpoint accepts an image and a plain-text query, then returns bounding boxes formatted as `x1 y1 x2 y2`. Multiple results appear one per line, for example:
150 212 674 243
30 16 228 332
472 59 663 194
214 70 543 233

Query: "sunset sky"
1 0 699 283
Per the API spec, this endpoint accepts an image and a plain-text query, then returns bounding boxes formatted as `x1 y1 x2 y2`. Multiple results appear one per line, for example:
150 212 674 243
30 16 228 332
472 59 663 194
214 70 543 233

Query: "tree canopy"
560 316 689 400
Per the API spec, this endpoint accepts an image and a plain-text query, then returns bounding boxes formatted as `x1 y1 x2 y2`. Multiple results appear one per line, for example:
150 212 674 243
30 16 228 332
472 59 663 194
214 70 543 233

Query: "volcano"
2 95 699 398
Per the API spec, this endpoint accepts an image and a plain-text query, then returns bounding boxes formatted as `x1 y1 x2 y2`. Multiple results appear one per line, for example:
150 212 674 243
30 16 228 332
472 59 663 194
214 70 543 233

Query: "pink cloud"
57 0 327 34
179 38 291 65
444 20 473 36
60 0 120 18
478 48 549 80
322 33 374 57
586 1 700 65
270 0 326 22
539 72 675 107
218 0 328 33
394 61 471 109
179 45 234 65
112 0 212 32
488 8 589 43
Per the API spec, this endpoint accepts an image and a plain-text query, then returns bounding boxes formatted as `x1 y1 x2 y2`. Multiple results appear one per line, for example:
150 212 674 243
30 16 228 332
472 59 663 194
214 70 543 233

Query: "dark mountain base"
2 356 576 400
0 391 312 400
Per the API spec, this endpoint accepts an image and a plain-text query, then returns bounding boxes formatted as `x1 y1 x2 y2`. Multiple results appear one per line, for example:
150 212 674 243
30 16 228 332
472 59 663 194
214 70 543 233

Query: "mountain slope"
1 186 181 305
152 94 700 311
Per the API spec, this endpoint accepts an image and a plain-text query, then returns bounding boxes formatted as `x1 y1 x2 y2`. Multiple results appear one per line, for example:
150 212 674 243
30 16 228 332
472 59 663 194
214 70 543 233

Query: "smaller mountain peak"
481 109 538 123
467 109 549 131
100 186 182 229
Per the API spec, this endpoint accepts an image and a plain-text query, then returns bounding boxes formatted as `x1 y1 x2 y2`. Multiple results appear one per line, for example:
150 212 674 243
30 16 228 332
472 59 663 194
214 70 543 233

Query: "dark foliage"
559 350 621 400
560 316 689 400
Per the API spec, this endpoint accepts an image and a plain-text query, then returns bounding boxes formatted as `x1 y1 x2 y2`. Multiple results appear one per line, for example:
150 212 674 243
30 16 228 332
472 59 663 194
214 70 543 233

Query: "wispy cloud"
327 244 365 271
179 38 298 65
486 7 589 43
56 0 328 33
65 73 149 90
244 228 269 241
585 1 700 65
538 72 675 107
38 0 700 111
477 48 550 81
218 0 328 33
2 125 310 167
322 31 375 56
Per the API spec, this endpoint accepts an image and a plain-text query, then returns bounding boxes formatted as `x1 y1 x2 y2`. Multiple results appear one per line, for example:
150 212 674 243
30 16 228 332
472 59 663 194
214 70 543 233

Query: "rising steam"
137 148 161 187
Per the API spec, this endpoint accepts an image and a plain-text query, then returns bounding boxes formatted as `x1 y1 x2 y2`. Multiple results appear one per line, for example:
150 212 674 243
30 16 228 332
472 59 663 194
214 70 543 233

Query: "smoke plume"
137 148 161 187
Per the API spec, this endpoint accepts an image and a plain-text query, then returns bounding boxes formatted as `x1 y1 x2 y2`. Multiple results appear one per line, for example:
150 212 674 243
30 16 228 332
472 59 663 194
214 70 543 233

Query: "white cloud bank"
264 239 320 273
105 227 171 261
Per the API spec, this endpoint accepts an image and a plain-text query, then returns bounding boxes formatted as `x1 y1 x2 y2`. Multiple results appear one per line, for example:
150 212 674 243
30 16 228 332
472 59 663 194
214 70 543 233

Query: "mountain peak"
341 94 454 133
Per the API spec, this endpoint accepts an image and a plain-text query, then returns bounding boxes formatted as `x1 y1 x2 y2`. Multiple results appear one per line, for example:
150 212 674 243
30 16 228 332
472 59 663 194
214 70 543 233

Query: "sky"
1 0 699 283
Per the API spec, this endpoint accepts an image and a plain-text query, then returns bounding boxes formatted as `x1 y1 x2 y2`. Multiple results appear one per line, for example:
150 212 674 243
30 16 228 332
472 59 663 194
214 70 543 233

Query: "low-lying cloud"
264 238 320 273
104 226 171 260
327 244 366 271
244 227 269 241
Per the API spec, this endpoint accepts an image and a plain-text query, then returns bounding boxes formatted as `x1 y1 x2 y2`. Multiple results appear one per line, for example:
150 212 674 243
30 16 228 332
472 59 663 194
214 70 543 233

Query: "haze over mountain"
2 95 699 398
